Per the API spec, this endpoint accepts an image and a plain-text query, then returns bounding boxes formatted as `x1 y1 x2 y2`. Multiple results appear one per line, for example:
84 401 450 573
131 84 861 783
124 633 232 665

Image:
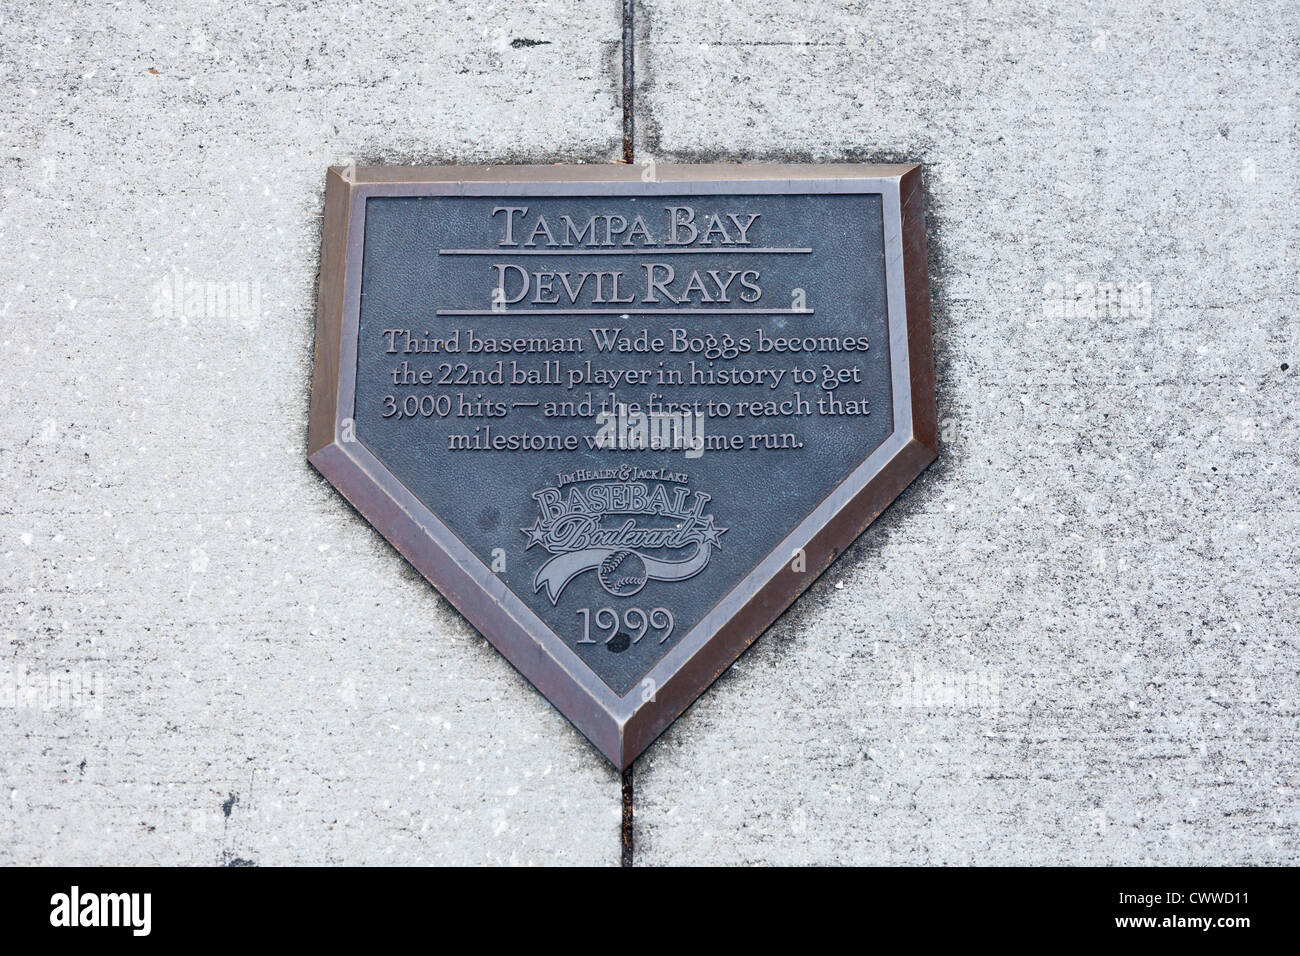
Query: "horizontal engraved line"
437 247 812 255
434 308 815 316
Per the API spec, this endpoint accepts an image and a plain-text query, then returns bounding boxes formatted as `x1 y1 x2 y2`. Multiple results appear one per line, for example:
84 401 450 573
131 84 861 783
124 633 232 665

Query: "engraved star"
697 515 727 550
521 520 549 550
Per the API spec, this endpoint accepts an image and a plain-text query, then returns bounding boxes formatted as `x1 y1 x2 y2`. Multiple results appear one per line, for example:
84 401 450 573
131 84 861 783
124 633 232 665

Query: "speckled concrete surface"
1 0 1296 867
0 0 623 866
632 0 1298 864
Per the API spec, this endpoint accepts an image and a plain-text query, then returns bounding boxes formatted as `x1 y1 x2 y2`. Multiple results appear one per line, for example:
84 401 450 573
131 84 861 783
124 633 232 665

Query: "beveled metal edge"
306 167 351 457
306 164 937 768
334 162 918 185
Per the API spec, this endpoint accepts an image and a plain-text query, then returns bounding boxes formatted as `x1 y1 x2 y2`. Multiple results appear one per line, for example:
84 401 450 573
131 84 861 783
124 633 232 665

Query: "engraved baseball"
598 550 648 597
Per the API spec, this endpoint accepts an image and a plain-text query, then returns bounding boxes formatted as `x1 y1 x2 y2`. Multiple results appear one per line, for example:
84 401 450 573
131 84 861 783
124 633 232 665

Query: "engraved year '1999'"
576 607 674 646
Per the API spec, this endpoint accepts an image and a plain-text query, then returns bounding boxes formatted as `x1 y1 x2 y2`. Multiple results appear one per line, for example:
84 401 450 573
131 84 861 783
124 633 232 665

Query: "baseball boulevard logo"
523 469 727 603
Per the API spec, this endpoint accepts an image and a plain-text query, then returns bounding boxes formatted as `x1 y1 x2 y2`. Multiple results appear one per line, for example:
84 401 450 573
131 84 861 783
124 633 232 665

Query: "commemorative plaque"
308 164 936 767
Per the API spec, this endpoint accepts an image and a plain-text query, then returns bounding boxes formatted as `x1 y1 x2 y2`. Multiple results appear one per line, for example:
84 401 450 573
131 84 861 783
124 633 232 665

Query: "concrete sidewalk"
0 0 624 866
633 0 1298 865
1 0 1296 866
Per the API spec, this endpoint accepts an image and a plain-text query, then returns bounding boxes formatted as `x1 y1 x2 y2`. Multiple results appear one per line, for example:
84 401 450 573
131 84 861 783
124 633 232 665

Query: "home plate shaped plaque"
307 164 936 768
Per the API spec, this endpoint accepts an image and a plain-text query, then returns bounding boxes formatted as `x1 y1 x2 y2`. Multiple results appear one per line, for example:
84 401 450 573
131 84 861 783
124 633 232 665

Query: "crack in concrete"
622 0 635 164
621 763 635 866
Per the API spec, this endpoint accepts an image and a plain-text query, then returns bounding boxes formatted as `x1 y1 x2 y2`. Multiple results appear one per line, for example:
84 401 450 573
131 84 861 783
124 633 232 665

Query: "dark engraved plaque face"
353 193 892 694
308 165 936 767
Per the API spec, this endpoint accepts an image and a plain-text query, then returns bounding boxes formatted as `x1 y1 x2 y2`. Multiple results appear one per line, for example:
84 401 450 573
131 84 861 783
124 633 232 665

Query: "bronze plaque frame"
307 163 936 768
